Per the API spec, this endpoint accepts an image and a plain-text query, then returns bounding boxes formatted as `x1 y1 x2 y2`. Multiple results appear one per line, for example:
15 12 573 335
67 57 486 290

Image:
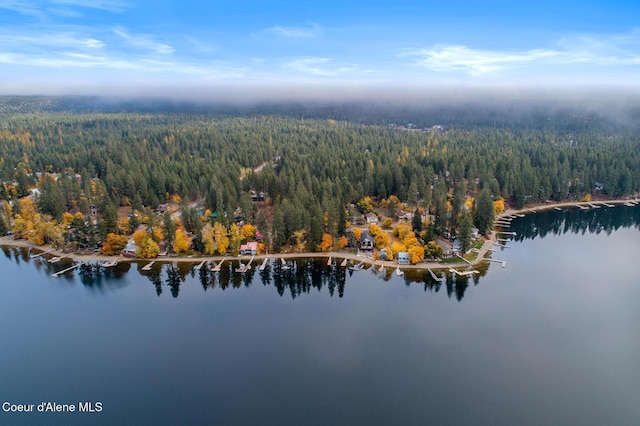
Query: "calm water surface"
1 206 639 425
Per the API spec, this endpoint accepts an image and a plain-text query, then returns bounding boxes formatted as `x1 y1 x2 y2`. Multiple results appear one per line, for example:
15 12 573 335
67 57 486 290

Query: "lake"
1 205 639 425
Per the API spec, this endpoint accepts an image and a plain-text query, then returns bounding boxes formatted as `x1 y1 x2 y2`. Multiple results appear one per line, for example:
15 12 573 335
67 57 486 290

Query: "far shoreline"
1 197 638 272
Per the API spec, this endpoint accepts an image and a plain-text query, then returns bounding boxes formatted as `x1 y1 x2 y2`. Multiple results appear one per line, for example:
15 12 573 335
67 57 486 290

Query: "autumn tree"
293 229 307 253
407 245 425 264
318 233 333 252
101 233 128 255
213 222 229 255
173 227 190 254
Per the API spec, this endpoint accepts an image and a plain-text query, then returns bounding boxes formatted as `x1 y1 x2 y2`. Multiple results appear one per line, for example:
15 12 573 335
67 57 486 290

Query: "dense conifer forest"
0 96 638 259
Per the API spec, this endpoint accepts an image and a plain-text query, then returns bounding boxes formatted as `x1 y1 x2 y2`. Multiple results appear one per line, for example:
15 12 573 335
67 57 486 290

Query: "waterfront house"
240 241 259 255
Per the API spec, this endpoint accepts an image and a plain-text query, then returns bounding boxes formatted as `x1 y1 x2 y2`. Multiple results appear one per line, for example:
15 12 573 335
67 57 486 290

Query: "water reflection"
1 205 637 302
509 205 640 241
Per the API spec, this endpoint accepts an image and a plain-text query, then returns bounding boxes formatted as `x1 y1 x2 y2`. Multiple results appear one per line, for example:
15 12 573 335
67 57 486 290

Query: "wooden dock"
211 258 225 272
259 258 269 271
486 258 507 268
30 248 55 259
194 259 207 271
427 268 446 282
102 258 118 267
235 255 254 273
327 256 332 266
52 259 94 277
142 261 155 271
340 258 348 267
587 203 601 209
395 266 404 276
449 267 479 277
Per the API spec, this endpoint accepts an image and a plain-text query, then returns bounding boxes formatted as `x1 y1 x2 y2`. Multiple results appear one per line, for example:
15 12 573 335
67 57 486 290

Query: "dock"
340 258 348 267
449 267 479 277
327 256 332 266
194 259 207 271
48 255 66 263
601 202 615 207
280 258 290 270
493 242 511 248
496 231 516 236
102 259 118 267
211 258 225 272
428 268 446 282
30 248 55 259
576 204 589 210
259 258 269 271
587 203 601 209
486 258 507 268
142 261 155 271
235 255 254 273
51 259 93 277
395 266 404 276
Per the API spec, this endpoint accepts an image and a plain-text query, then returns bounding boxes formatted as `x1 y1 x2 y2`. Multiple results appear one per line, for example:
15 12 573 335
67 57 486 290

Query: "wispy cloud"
265 24 321 39
0 32 105 50
51 0 128 13
113 28 174 54
285 57 358 77
400 30 640 75
0 0 45 17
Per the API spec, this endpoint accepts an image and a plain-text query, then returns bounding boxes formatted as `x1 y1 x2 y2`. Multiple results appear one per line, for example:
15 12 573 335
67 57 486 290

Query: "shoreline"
2 197 638 272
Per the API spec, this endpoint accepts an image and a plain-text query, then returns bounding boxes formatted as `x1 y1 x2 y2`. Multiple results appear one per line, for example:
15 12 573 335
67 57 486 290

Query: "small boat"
102 260 118 267
48 256 62 263
395 266 404 276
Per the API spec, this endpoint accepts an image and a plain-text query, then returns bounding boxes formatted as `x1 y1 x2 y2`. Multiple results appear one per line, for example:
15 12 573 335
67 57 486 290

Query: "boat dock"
395 266 404 276
587 203 601 209
194 259 207 271
601 202 615 207
428 268 446 282
340 258 348 267
236 255 254 273
449 267 479 277
327 256 332 266
576 204 589 210
51 258 94 277
496 231 516 236
48 255 67 263
259 258 269 271
211 258 225 272
30 248 55 259
142 261 155 271
486 258 507 268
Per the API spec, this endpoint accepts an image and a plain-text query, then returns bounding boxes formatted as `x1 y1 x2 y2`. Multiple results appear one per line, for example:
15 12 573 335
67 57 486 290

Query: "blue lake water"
1 206 639 425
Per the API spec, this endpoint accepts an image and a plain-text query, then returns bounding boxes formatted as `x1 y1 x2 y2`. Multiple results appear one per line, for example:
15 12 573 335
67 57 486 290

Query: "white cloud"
0 32 105 50
51 0 128 13
400 30 640 75
0 0 45 17
266 24 321 38
113 28 174 54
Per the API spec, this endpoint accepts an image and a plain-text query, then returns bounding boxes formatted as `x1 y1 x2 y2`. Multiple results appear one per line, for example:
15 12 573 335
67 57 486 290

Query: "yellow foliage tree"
293 229 307 253
393 223 412 240
101 233 128 255
318 233 333 252
19 197 37 222
403 233 419 248
465 197 474 210
240 224 256 242
408 245 425 264
201 224 215 255
353 227 362 242
580 194 592 202
132 229 148 245
391 242 407 255
338 235 348 249
62 212 74 225
374 232 390 249
368 223 382 236
493 197 505 214
152 226 165 243
213 222 229 255
173 228 190 253
382 217 393 229
229 223 241 255
12 214 33 239
137 236 159 258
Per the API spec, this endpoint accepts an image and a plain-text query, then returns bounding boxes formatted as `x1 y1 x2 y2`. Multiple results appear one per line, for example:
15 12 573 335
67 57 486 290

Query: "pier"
428 268 446 282
327 256 332 266
52 259 94 277
280 258 290 270
259 258 269 271
576 204 589 210
142 261 155 271
448 267 479 277
601 202 615 207
340 258 348 267
486 258 507 268
211 258 225 272
102 258 118 267
235 255 254 273
194 259 207 271
30 248 55 259
587 203 601 209
496 231 516 236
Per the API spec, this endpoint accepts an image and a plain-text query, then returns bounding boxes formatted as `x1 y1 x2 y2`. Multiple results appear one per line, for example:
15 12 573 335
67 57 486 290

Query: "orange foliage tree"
318 233 333 252
101 233 128 255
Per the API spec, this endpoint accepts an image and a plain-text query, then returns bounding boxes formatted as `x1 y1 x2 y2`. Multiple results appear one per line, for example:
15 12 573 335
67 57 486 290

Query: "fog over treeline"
1 90 639 131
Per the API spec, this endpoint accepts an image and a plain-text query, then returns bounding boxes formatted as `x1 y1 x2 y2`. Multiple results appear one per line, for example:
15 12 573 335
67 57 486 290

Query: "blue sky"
1 0 640 96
